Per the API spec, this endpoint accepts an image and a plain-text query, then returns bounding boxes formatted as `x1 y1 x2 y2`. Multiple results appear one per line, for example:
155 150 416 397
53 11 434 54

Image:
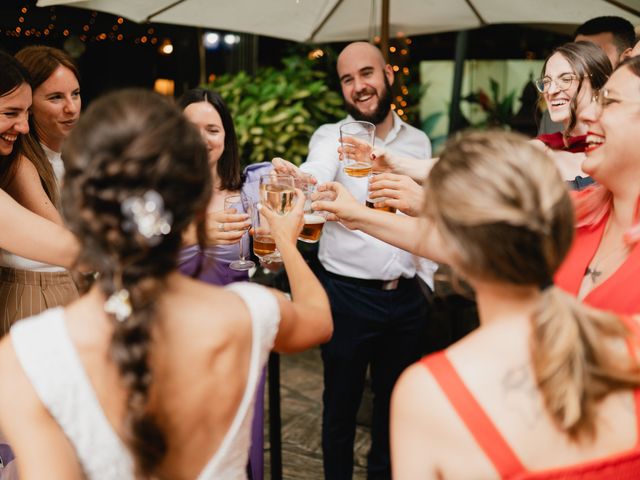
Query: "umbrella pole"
380 0 390 62
448 30 469 134
197 28 206 86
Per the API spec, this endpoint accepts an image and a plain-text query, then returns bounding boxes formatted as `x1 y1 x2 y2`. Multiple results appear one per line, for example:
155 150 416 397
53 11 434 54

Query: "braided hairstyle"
424 130 640 441
61 89 212 476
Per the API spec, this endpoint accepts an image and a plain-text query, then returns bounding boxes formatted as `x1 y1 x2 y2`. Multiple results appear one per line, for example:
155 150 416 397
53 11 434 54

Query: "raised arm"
529 139 587 182
312 181 448 264
260 190 332 353
372 148 436 183
0 189 79 268
338 136 436 182
5 156 64 225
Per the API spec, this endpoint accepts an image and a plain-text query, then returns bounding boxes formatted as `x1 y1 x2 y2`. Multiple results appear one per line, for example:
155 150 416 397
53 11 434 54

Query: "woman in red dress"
313 130 640 478
554 56 640 315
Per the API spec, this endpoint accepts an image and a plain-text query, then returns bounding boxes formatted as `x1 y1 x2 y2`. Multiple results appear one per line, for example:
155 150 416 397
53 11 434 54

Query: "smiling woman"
0 47 82 331
531 41 612 189
554 55 640 313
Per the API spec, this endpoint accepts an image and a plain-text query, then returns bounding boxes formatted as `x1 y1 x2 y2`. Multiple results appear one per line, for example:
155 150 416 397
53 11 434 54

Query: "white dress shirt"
301 113 437 288
0 144 66 272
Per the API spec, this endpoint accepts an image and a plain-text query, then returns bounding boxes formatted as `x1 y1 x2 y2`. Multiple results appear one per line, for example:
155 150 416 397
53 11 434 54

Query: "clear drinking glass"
224 194 255 271
259 174 296 216
296 176 327 243
339 121 375 178
250 201 280 263
366 172 397 214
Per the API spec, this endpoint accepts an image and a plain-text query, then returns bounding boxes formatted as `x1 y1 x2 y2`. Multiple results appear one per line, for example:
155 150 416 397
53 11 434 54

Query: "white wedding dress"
10 282 280 480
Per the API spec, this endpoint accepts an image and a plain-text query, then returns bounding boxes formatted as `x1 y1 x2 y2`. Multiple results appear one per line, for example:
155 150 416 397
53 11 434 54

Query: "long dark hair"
61 89 212 476
540 41 612 136
177 88 242 191
15 45 81 206
0 51 30 189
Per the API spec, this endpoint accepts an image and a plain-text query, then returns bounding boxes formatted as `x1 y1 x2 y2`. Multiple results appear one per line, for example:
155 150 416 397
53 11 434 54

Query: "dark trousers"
317 269 430 480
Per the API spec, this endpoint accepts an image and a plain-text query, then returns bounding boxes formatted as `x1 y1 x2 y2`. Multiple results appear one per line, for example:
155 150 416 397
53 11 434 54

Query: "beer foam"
304 214 326 224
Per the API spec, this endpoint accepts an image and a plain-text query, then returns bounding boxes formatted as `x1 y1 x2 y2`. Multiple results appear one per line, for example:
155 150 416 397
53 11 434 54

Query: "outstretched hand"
259 189 305 246
368 173 424 217
204 209 250 245
338 136 375 165
271 157 317 185
311 182 367 230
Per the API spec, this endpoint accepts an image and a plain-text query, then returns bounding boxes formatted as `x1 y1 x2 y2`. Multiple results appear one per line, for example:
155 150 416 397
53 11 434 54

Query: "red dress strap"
420 351 526 478
619 315 640 447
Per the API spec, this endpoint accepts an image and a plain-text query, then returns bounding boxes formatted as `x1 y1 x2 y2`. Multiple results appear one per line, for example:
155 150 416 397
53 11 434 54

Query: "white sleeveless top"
0 144 65 272
10 282 280 479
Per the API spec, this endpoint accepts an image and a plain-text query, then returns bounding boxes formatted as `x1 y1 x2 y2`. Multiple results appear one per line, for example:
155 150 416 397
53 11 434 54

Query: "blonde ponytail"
531 287 640 440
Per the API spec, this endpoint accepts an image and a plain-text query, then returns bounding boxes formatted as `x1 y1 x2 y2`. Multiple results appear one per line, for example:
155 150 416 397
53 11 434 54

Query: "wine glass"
259 174 296 216
225 194 255 271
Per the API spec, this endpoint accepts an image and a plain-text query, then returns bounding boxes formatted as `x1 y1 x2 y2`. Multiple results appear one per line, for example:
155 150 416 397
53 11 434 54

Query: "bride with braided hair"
0 88 332 479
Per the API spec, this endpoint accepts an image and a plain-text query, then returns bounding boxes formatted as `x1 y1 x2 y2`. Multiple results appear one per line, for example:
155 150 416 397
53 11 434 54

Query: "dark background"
0 0 573 105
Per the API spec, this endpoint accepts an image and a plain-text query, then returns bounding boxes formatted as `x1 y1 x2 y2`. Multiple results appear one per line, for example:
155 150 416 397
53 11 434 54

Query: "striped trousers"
0 267 79 336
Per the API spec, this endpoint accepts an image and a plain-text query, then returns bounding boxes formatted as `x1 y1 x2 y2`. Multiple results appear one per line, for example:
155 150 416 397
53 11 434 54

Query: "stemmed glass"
225 193 255 271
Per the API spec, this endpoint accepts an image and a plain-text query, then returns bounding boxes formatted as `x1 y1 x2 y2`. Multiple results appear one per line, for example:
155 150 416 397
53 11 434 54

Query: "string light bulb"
159 38 173 55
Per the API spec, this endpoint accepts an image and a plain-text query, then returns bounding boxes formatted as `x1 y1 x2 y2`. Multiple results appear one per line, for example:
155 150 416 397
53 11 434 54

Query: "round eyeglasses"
590 88 640 112
534 73 584 93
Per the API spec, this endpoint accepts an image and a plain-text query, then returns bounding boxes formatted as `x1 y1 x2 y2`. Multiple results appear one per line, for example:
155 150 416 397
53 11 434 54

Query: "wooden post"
380 0 390 63
448 30 469 134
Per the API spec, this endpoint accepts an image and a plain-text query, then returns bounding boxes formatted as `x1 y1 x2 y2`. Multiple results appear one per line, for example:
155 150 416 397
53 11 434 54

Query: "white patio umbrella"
36 0 640 44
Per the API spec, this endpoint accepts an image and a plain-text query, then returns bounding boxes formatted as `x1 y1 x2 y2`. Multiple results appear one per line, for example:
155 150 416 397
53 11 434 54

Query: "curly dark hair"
61 88 212 477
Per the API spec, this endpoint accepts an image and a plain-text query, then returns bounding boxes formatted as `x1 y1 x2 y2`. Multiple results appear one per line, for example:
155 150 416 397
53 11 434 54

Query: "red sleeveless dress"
420 349 640 479
555 206 640 315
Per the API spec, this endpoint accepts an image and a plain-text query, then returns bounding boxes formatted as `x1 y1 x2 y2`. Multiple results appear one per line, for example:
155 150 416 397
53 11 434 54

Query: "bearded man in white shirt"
275 41 434 480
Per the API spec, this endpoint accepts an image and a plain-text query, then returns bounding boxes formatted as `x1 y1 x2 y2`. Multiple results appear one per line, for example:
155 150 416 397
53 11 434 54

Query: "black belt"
320 267 411 291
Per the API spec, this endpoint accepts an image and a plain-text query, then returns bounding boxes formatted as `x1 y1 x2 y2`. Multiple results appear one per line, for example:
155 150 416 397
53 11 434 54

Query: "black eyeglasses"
534 73 585 93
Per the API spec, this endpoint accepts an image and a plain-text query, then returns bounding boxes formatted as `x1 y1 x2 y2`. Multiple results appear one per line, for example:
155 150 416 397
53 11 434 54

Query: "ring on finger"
218 222 225 232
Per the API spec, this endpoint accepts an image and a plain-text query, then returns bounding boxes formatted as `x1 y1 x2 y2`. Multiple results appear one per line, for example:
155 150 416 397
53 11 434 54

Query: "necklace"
584 244 630 285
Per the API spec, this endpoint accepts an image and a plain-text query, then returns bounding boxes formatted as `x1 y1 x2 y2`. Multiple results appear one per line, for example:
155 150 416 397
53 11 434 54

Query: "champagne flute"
225 194 255 271
259 174 296 216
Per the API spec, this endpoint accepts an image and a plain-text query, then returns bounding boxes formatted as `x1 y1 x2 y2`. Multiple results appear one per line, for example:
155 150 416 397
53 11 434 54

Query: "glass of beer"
296 177 327 243
259 174 296 216
340 121 375 178
250 201 280 263
366 172 397 214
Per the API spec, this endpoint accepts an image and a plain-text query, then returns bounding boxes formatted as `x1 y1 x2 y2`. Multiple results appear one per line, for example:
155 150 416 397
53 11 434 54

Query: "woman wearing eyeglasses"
531 42 611 190
553 55 640 315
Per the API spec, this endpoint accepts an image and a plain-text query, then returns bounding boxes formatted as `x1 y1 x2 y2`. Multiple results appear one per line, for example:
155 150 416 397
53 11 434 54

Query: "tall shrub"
208 56 344 166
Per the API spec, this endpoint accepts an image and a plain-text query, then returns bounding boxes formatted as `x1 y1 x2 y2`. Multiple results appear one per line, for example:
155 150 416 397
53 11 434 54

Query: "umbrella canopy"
37 0 640 43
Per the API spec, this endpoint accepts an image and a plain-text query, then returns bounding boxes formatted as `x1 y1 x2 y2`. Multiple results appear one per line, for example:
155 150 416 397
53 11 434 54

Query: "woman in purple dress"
177 88 271 480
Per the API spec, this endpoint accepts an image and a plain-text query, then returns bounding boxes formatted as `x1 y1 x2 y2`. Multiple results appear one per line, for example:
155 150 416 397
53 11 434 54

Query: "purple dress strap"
178 162 273 480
